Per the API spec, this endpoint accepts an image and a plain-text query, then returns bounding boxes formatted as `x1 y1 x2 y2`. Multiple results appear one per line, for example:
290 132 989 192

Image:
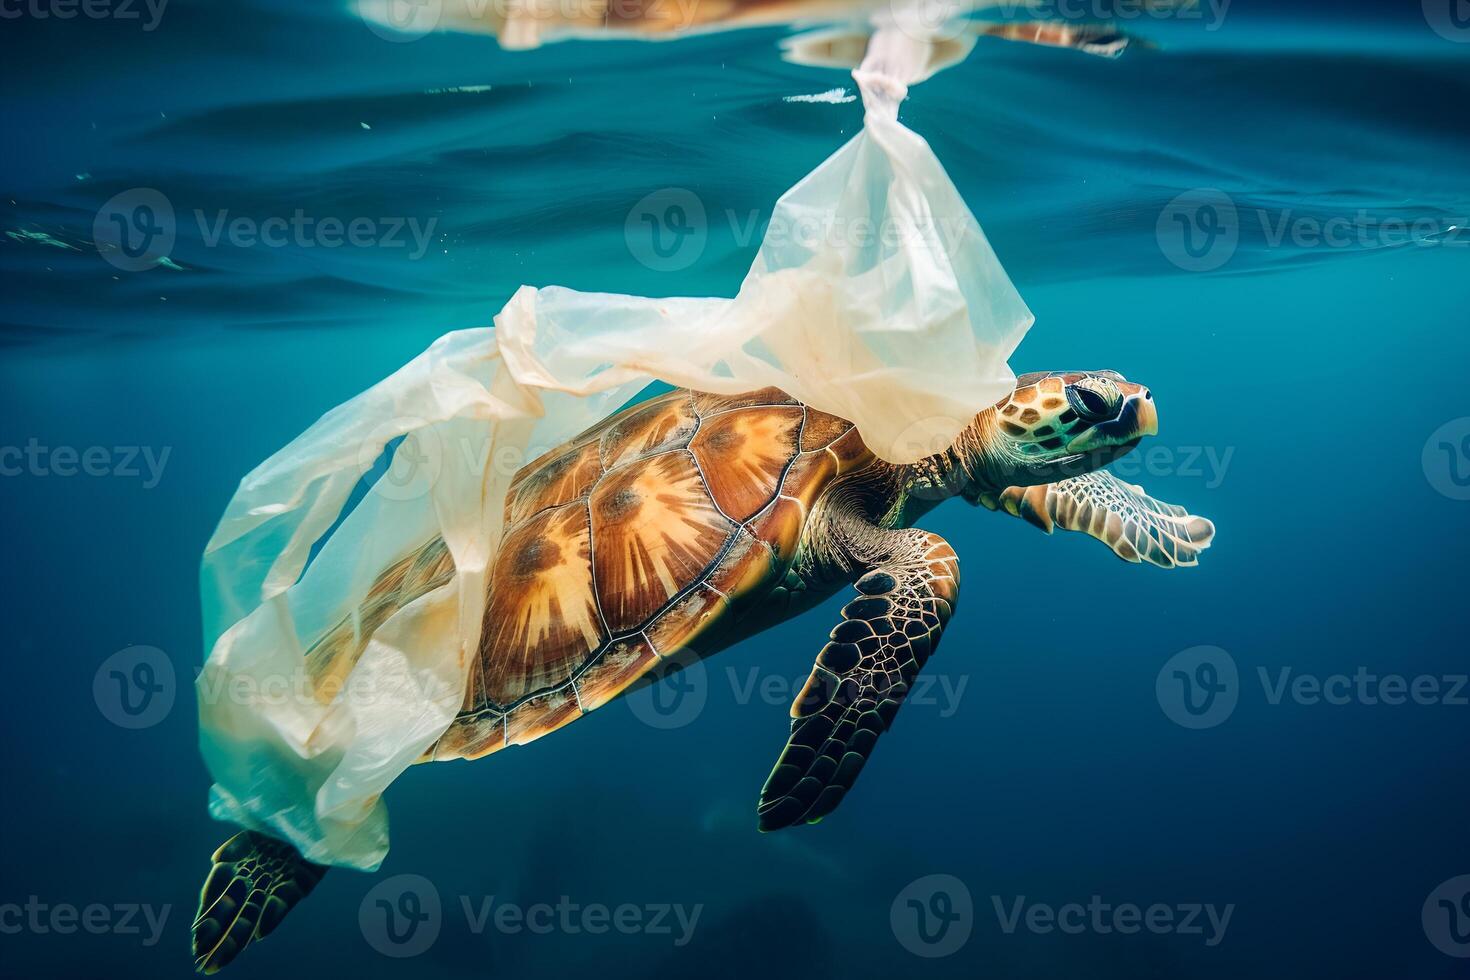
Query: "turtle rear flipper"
192 831 327 974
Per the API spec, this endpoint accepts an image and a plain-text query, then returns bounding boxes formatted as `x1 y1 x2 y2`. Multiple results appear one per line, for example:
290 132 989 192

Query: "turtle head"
961 370 1157 489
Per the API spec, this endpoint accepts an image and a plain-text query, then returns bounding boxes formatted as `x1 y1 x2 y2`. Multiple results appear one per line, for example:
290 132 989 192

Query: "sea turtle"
192 370 1214 971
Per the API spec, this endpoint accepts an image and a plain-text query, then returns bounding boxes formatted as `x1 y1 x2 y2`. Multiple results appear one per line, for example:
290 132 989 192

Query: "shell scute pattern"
588 449 735 633
798 407 852 452
504 439 602 528
646 584 731 659
689 405 803 521
431 387 869 761
575 635 657 712
692 386 800 415
476 500 602 705
599 391 699 470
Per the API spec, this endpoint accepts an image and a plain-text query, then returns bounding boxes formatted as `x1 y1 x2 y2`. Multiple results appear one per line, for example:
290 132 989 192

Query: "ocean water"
3 1 1469 977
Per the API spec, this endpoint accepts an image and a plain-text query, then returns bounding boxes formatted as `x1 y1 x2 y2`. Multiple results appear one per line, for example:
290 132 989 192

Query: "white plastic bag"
198 24 1032 871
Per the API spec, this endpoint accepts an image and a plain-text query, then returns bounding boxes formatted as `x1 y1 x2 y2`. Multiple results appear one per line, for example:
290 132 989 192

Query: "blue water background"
2 1 1469 977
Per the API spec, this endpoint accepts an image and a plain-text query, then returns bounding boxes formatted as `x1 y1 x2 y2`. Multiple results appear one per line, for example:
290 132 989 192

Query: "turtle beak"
1130 387 1159 437
1069 386 1157 452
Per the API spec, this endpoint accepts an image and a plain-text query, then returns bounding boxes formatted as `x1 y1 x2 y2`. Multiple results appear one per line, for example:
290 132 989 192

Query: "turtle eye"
1066 378 1122 422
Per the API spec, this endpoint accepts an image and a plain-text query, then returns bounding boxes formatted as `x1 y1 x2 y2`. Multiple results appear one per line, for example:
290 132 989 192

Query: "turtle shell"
428 386 872 761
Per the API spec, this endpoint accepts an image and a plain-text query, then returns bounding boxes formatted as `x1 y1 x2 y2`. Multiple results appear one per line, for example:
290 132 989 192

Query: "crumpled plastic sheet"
198 23 1032 871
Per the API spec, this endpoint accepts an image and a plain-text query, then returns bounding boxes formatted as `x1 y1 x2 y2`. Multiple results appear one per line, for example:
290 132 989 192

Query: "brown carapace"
193 373 1215 973
433 386 872 762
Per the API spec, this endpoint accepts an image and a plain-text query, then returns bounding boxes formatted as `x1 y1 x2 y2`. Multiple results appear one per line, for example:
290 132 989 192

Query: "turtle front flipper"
978 470 1216 569
192 831 327 974
758 529 959 831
